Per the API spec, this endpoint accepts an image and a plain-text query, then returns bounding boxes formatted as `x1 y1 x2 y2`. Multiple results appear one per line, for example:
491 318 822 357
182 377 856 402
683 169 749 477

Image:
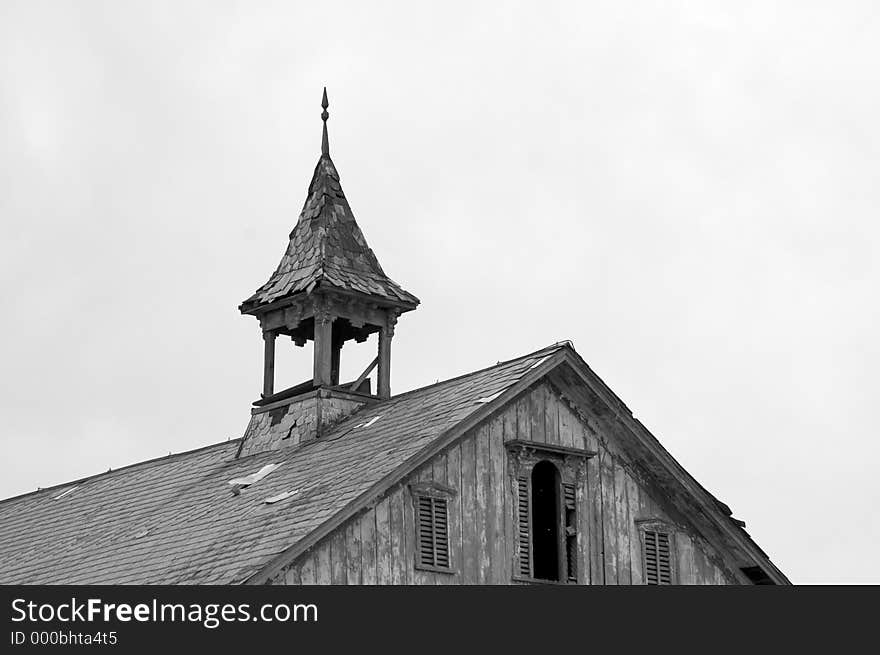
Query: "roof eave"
239 283 419 318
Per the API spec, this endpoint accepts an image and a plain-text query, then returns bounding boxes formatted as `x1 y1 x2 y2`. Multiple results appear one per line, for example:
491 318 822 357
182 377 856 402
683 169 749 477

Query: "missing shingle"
53 486 79 500
356 415 381 429
264 489 300 504
269 407 289 427
475 390 504 404
228 463 280 494
134 528 150 539
528 355 551 370
282 420 298 440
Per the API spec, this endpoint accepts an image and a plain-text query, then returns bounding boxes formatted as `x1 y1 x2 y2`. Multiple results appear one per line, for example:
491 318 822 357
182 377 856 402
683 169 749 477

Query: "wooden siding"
274 381 742 585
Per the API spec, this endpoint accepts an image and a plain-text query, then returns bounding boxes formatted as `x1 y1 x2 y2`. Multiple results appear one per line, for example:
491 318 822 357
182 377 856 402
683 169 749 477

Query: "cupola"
237 89 418 454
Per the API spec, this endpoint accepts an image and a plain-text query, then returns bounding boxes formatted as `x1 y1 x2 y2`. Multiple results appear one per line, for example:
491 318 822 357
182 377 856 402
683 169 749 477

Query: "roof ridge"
0 438 240 508
385 342 568 402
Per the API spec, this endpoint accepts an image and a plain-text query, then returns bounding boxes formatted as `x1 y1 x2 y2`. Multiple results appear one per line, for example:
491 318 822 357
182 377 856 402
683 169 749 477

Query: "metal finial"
321 87 329 156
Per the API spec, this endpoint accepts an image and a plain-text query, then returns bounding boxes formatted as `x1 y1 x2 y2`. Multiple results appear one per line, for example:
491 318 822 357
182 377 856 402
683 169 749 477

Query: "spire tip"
320 87 329 156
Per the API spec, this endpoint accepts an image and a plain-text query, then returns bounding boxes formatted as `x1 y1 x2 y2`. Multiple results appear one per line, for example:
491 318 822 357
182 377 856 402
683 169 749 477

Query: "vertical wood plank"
299 553 317 585
516 395 530 441
283 564 301 585
600 449 618 585
360 510 377 585
461 433 478 583
704 546 718 585
388 486 406 585
572 411 586 451
346 518 362 585
432 453 447 489
330 529 347 584
588 447 603 584
576 468 590 585
676 533 695 584
545 386 560 446
315 541 331 585
614 465 632 585
581 415 598 453
558 402 574 448
626 474 643 585
445 443 463 585
639 484 659 519
475 424 491 583
403 479 422 584
375 496 392 585
529 385 545 443
691 542 706 585
502 401 517 583
501 401 517 442
489 416 506 584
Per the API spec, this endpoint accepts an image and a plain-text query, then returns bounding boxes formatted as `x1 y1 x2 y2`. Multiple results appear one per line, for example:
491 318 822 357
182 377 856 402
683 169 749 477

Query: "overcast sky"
1 1 877 584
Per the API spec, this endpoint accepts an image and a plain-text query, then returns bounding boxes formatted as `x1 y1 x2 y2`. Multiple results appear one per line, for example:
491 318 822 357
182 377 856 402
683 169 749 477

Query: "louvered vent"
643 530 672 585
516 476 531 577
563 483 577 582
416 496 450 570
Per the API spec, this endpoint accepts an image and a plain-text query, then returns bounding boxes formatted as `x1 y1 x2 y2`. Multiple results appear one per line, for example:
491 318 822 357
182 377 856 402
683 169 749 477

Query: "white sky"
1 1 877 584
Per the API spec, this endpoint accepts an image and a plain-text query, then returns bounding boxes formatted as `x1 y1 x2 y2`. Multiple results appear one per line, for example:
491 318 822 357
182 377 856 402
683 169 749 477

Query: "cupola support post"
313 307 334 388
377 312 398 399
262 330 276 398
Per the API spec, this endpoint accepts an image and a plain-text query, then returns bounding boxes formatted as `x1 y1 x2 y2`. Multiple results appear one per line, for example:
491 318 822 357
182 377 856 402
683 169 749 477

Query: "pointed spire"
321 87 329 157
240 87 419 316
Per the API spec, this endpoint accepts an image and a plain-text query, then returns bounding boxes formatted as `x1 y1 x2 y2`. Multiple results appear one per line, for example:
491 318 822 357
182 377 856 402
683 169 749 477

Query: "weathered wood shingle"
239 154 418 314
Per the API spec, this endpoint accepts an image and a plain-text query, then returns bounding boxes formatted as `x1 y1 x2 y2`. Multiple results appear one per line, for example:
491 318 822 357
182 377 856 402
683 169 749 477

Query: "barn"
0 91 788 585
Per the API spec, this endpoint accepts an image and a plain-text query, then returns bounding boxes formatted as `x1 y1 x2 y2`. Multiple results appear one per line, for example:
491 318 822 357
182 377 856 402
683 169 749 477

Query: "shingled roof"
0 345 561 584
239 94 418 313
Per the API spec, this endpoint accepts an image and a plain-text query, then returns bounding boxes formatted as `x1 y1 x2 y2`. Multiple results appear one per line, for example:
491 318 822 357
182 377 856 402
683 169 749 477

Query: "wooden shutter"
563 483 577 582
643 530 672 585
516 476 531 577
433 498 450 568
416 495 450 570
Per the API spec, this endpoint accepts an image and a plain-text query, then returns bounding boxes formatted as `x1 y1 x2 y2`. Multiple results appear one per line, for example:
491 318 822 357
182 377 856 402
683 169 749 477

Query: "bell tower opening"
256 295 402 401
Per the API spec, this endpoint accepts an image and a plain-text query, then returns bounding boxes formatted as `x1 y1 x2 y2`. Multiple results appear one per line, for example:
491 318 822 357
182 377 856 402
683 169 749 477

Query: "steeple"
240 89 419 403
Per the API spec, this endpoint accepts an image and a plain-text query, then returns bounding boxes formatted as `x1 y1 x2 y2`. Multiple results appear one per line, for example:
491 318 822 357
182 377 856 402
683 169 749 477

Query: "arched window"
531 460 561 581
508 440 590 583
